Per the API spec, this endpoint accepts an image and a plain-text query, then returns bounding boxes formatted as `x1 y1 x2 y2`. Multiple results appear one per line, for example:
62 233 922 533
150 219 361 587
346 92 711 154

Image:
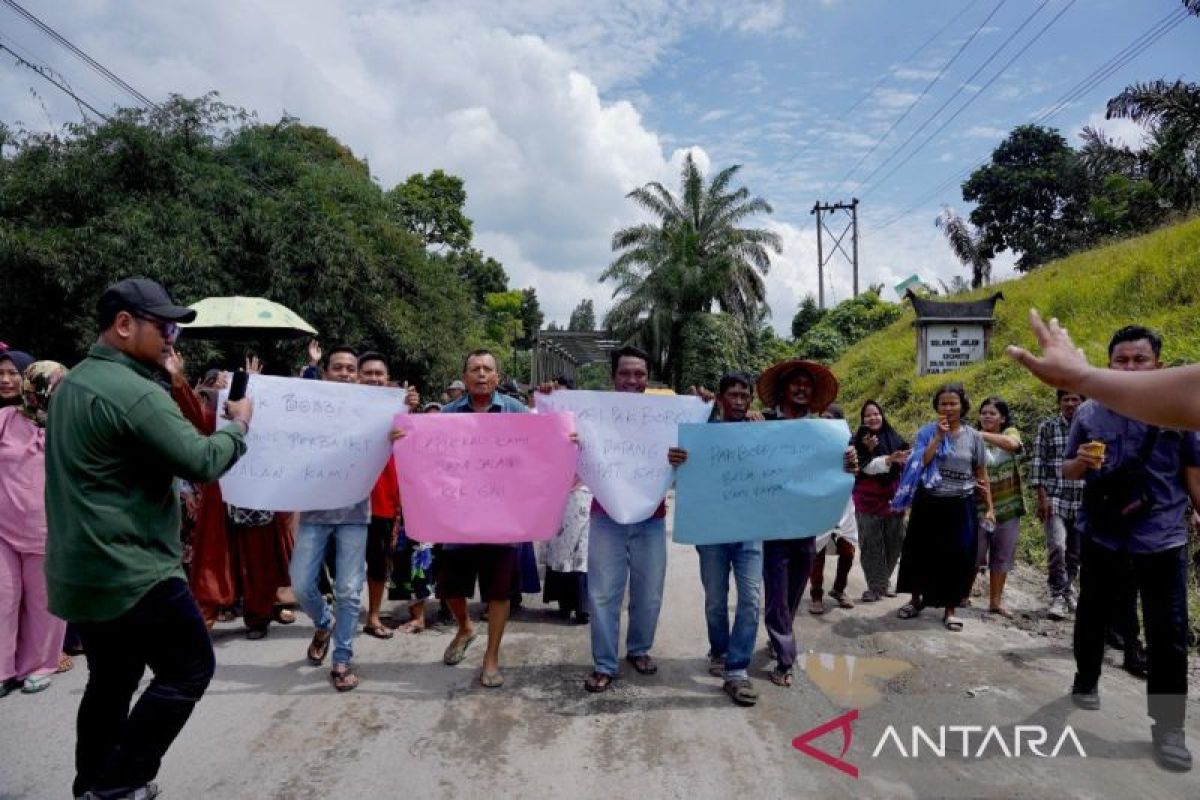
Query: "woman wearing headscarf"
0 349 35 408
894 383 993 632
0 360 69 696
852 400 911 602
975 396 1024 618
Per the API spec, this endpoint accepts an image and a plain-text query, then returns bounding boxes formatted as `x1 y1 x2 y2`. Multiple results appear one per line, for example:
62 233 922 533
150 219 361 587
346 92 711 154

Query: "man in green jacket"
45 278 253 800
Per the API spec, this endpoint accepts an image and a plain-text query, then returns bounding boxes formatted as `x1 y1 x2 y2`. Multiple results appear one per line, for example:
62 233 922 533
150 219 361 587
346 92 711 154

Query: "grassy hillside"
833 215 1200 434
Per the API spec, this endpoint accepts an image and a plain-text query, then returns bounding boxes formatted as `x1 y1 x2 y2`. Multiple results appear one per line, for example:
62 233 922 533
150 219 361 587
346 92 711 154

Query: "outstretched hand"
306 338 322 367
1005 309 1091 391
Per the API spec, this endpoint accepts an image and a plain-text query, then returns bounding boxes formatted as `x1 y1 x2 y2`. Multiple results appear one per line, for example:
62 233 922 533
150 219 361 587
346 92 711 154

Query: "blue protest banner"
672 419 854 545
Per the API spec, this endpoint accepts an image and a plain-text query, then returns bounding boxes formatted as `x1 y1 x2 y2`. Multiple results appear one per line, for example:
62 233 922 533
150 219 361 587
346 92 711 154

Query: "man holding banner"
423 349 528 688
538 346 711 694
289 346 371 692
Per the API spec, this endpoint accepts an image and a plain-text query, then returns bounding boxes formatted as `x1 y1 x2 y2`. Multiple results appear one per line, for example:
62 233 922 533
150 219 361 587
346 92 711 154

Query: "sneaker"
1047 596 1068 621
1070 679 1100 711
708 655 726 678
1151 725 1193 772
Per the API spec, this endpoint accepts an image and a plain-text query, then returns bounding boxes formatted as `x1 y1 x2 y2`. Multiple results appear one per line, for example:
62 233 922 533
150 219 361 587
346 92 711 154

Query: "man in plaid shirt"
1029 389 1086 620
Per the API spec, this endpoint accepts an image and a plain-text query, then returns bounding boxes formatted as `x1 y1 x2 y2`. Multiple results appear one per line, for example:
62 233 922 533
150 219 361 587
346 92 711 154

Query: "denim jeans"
1044 514 1081 600
73 578 215 798
290 523 368 666
696 541 763 679
587 514 667 676
1074 540 1189 728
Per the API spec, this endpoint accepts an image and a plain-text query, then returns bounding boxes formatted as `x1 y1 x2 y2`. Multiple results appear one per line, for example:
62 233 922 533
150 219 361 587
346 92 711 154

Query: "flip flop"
809 599 826 615
21 675 51 694
723 679 759 706
896 602 923 619
362 623 394 640
625 654 657 675
989 606 1014 619
584 671 613 693
944 616 964 632
479 670 504 688
443 633 478 665
307 629 332 665
768 668 793 688
330 664 359 692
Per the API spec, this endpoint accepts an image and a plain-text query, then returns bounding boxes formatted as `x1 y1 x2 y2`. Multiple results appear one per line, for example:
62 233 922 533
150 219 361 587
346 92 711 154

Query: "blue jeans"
587 514 667 676
290 523 368 666
696 541 763 679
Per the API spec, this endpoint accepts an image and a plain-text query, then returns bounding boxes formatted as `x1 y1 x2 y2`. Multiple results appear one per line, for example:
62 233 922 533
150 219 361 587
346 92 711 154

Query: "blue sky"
1 1 1195 329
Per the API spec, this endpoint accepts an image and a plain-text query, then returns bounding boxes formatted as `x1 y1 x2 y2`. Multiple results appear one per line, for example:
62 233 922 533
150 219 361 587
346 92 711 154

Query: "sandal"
989 606 1014 619
217 608 237 623
246 626 269 641
306 629 332 665
944 615 964 632
403 620 426 634
830 590 854 609
362 623 394 640
57 653 74 674
809 599 826 615
443 633 478 665
479 670 504 688
21 675 51 694
272 606 297 625
769 667 793 687
330 664 359 692
708 655 726 677
625 654 657 675
896 602 923 619
860 590 881 603
723 678 759 706
584 671 613 693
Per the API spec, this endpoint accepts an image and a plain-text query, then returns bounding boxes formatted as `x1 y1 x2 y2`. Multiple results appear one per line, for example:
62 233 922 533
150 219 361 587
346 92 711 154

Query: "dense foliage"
0 95 533 392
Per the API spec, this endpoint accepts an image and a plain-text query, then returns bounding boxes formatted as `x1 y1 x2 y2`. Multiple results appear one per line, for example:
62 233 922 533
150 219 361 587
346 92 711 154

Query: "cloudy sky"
1 0 1194 330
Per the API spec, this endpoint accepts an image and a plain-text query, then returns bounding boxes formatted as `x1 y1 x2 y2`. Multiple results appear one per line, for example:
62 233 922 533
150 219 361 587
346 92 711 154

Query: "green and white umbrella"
179 296 317 341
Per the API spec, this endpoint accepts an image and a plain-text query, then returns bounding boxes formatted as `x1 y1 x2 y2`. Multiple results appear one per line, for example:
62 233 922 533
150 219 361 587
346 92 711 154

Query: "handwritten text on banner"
392 413 577 544
672 419 854 545
219 375 406 511
535 390 712 524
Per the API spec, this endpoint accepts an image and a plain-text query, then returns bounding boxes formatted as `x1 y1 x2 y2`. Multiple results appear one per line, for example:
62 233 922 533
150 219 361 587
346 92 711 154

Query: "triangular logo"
792 709 859 778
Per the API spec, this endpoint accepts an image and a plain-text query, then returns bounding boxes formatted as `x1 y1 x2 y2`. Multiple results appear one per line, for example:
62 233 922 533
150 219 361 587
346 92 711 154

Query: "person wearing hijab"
0 349 35 408
852 401 911 602
0 360 69 696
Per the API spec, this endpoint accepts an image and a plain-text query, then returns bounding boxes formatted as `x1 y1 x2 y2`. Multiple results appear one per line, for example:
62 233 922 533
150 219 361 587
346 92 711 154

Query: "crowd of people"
1 280 1196 797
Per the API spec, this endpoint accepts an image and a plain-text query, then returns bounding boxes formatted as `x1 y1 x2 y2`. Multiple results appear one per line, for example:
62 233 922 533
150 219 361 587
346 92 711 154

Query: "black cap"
98 278 197 323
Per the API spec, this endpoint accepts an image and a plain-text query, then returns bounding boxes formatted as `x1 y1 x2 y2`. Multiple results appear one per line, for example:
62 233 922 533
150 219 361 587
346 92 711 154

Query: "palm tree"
935 207 992 289
602 152 781 387
1107 79 1200 210
1077 125 1144 182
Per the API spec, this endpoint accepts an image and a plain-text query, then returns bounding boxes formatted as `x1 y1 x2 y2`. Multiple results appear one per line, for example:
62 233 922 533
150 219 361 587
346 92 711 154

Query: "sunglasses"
132 313 180 340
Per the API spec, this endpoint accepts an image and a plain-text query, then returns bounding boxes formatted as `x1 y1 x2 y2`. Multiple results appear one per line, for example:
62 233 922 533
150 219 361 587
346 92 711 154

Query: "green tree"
445 247 509 306
677 313 751 392
602 152 781 389
482 290 525 356
962 125 1091 270
567 298 596 331
516 287 543 349
386 168 473 251
795 289 902 363
1106 79 1200 211
935 207 993 288
0 94 483 393
790 293 826 339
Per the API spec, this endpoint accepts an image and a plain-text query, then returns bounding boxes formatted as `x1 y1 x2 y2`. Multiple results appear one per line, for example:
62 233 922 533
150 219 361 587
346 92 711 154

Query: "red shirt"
370 458 400 520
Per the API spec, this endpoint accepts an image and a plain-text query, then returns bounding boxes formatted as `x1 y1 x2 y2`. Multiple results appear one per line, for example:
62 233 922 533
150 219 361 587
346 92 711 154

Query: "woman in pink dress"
0 360 68 696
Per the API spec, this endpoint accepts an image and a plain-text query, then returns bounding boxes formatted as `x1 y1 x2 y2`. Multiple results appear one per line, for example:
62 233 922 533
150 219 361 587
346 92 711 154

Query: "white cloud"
892 67 939 81
1074 110 1147 151
962 125 1009 139
874 87 920 109
699 108 733 123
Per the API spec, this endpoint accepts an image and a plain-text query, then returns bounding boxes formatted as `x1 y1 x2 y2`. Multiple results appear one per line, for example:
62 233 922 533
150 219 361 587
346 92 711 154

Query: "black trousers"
1074 540 1189 729
73 578 216 798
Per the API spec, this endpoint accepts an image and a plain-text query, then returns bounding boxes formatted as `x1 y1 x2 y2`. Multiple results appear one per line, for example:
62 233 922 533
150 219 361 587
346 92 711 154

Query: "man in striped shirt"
1029 389 1085 620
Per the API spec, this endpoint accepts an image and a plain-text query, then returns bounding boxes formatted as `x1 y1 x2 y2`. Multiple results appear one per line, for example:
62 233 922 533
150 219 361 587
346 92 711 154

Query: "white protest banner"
536 389 712 524
218 374 407 511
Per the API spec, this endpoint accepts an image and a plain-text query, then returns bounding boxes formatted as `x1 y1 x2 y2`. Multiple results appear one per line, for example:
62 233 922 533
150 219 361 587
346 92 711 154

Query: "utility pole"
810 198 860 308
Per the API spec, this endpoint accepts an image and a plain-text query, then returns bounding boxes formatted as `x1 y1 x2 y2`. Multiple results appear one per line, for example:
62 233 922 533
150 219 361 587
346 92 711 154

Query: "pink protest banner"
392 412 577 544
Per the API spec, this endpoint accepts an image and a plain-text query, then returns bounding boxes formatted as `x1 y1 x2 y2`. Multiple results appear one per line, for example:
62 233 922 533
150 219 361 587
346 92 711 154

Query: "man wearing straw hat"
755 358 855 688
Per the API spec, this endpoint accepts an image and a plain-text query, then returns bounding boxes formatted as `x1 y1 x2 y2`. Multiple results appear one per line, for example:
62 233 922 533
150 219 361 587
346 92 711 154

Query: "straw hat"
756 359 839 414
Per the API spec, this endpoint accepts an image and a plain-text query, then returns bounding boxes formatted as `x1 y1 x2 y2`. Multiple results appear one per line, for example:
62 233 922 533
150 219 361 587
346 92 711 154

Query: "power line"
1 0 159 110
860 0 1077 200
871 4 1188 230
775 0 985 174
0 39 108 120
832 0 1008 193
852 0 1053 197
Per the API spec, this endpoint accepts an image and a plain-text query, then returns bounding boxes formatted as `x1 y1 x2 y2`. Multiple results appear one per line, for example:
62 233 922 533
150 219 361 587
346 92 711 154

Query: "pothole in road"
797 652 913 708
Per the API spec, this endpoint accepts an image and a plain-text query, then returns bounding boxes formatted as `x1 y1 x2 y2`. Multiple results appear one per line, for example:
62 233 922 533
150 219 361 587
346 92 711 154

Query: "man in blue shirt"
430 350 526 688
1063 326 1200 773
